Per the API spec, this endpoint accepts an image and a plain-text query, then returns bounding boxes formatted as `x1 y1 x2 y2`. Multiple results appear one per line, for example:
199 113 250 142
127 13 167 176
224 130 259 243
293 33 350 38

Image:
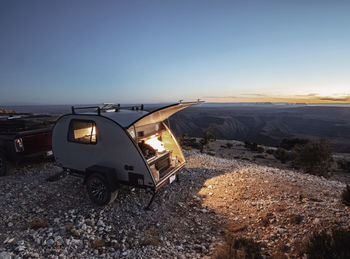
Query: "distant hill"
169 106 350 153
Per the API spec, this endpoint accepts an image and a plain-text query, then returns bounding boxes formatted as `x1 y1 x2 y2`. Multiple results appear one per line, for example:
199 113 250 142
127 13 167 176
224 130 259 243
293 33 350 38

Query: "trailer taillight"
14 138 24 152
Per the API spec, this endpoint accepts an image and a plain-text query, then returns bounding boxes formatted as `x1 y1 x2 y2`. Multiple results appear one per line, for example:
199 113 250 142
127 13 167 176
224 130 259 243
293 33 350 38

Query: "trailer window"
68 120 97 144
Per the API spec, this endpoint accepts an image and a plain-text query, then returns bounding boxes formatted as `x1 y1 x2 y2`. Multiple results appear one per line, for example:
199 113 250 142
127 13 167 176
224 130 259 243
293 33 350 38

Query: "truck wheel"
86 173 118 206
0 152 7 176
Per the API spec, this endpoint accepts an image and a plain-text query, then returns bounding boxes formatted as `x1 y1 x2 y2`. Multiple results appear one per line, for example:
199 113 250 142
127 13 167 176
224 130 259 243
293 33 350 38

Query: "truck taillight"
14 138 24 152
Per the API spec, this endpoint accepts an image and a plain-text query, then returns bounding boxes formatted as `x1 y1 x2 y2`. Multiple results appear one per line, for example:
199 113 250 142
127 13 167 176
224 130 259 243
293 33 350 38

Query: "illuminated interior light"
145 134 165 152
73 126 97 142
91 126 97 142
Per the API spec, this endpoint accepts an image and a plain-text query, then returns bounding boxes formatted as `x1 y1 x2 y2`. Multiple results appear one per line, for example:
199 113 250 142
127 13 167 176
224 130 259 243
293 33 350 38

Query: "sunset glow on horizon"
205 95 350 104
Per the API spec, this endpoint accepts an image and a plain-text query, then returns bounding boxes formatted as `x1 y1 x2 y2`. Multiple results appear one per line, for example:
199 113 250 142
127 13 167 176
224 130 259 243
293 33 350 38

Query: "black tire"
0 152 7 176
86 173 118 206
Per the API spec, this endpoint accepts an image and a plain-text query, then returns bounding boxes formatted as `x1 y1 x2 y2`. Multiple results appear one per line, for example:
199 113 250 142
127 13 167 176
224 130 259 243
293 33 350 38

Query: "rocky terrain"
0 150 349 258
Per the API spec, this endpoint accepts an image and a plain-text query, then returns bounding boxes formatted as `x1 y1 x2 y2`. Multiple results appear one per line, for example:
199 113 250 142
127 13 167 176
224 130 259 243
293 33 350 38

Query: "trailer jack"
46 170 69 182
145 191 157 210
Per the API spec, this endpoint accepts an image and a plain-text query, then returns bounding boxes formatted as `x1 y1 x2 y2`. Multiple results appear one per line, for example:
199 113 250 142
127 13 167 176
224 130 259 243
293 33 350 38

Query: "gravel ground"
0 150 349 258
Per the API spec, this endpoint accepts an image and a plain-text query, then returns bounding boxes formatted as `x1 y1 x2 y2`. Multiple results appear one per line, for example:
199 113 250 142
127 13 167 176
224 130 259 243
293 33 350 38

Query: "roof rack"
71 106 101 115
71 104 144 116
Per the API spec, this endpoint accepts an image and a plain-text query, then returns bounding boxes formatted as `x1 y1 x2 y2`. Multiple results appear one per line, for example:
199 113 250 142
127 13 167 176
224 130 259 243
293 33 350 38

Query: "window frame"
67 119 98 145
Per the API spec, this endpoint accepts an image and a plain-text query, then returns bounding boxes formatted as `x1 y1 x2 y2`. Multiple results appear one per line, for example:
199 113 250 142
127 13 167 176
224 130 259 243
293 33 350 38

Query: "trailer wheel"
86 173 118 206
0 152 7 177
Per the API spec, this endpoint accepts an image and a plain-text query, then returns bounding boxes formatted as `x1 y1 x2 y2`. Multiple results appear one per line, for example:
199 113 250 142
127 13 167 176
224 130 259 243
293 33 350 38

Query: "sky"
0 0 350 105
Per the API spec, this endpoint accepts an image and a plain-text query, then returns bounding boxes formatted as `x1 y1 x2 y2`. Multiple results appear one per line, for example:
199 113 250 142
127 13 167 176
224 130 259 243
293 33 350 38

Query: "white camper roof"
102 110 149 128
100 101 201 128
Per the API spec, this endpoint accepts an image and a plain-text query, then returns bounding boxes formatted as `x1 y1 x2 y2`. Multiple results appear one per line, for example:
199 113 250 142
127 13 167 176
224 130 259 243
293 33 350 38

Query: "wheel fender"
85 165 119 191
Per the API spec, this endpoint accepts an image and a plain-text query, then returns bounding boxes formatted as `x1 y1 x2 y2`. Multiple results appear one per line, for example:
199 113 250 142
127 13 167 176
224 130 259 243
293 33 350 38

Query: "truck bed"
0 115 56 175
0 114 56 134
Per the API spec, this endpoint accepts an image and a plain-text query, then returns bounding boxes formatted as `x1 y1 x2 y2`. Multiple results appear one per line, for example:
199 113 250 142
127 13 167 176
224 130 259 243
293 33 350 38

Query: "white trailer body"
52 102 200 206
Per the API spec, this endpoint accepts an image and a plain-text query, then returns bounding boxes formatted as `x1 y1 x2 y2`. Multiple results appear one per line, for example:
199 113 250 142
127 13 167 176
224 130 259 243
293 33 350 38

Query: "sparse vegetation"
91 239 105 249
289 214 304 225
226 142 233 148
302 228 350 259
266 149 275 155
338 159 350 173
179 134 201 150
244 141 264 153
342 185 350 206
214 235 262 259
199 126 216 153
279 138 310 150
140 227 161 247
273 148 294 163
27 217 48 229
274 139 334 177
260 212 274 227
293 140 333 177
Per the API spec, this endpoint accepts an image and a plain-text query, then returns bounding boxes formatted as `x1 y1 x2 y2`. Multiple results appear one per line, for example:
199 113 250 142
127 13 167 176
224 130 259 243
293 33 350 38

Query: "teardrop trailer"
52 101 202 207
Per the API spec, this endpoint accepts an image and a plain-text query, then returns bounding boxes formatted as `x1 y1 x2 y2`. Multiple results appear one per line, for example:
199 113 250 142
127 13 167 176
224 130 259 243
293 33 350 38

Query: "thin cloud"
318 96 350 102
242 93 267 97
204 96 237 99
295 93 318 97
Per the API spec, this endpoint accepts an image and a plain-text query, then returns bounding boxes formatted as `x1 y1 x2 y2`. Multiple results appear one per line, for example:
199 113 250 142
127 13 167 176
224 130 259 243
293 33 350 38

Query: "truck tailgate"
18 129 52 155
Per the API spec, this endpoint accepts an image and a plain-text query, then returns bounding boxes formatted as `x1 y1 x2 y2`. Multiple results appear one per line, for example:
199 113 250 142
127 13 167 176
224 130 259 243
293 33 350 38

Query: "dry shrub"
273 148 294 163
271 242 290 259
180 135 201 150
65 223 73 232
91 239 105 249
292 140 333 177
337 159 350 173
342 185 350 206
140 227 161 247
279 138 310 150
214 235 262 259
289 214 304 225
226 142 233 148
266 149 275 155
275 204 287 212
260 212 273 227
27 217 48 229
244 141 264 153
302 228 350 259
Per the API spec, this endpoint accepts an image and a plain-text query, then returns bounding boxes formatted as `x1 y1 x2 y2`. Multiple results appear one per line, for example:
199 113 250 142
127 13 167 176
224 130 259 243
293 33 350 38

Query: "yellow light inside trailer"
145 134 165 152
91 126 97 142
73 126 97 143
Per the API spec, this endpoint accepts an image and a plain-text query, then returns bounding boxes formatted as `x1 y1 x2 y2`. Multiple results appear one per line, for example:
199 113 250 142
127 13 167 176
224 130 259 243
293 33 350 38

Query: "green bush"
342 185 350 206
292 140 333 177
303 228 350 259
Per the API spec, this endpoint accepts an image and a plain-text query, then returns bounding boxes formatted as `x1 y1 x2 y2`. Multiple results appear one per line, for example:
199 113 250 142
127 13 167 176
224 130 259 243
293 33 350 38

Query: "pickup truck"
0 114 54 176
